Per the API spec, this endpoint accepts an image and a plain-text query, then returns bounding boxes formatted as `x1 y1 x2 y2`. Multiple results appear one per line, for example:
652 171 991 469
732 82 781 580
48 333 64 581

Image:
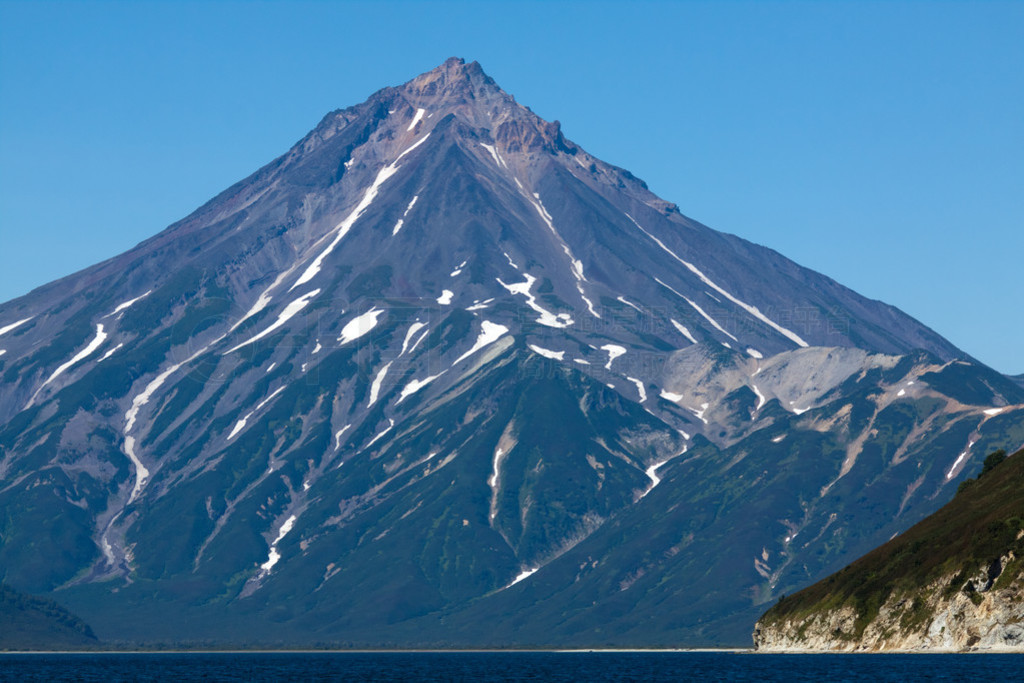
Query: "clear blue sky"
1 1 1021 374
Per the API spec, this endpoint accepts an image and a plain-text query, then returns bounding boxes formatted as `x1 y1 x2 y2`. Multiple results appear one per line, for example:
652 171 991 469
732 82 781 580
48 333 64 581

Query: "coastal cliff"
754 448 1024 652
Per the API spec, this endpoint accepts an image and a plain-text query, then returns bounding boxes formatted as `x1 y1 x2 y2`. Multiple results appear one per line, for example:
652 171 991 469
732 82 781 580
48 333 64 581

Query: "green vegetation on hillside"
0 582 98 650
759 447 1024 639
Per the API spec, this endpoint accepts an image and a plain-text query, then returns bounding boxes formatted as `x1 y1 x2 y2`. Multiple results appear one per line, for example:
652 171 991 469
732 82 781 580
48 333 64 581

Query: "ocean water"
0 651 1021 681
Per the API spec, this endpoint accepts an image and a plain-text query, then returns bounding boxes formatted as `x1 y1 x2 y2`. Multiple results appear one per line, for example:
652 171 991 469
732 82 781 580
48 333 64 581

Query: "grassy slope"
759 447 1024 637
0 582 98 650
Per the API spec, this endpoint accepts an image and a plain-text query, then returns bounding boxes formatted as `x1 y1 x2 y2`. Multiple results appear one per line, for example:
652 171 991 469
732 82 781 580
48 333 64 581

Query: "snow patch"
600 344 626 370
946 441 975 480
670 319 698 345
983 407 1005 416
480 142 507 168
660 390 684 403
617 296 643 313
465 299 493 311
368 362 392 407
529 344 564 361
626 377 647 402
365 419 395 450
0 317 32 337
260 514 297 573
407 107 425 131
398 373 445 403
771 434 787 443
746 348 764 360
29 323 108 405
507 567 538 588
751 384 766 411
392 195 419 236
400 321 427 356
488 447 507 523
97 342 124 363
437 290 454 305
334 425 351 451
454 321 509 366
338 308 384 345
105 290 152 318
225 289 320 354
497 274 573 328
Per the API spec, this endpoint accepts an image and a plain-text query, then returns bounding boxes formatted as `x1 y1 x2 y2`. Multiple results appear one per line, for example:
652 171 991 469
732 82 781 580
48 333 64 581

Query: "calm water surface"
0 651 1021 681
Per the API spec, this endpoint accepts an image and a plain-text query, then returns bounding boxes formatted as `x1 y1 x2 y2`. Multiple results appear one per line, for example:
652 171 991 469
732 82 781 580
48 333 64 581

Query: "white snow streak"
946 441 976 480
627 213 808 347
0 317 32 337
454 321 509 366
617 296 643 313
400 321 427 356
398 373 445 403
627 377 647 402
640 458 671 498
95 342 124 363
496 274 573 328
656 278 738 342
392 195 419 236
29 323 108 406
480 143 507 168
338 308 384 345
450 260 467 277
260 514 297 573
751 384 766 411
291 134 431 291
507 567 538 588
488 447 507 522
105 290 152 318
225 289 320 354
334 425 351 451
230 270 293 333
465 299 494 311
312 341 322 354
368 361 392 407
527 192 600 318
601 344 626 370
437 290 454 305
660 390 684 403
528 344 564 361
746 348 764 360
0 349 5 357
365 419 395 450
407 107 425 131
503 251 519 270
670 319 698 345
227 386 286 442
984 408 1005 416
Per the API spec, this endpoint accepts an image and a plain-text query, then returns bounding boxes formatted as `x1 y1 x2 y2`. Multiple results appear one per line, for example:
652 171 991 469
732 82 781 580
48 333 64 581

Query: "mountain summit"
0 59 1021 647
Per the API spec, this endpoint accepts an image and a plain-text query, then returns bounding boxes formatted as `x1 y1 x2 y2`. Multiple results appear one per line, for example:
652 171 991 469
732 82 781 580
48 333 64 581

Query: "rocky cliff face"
754 449 1024 652
755 551 1024 651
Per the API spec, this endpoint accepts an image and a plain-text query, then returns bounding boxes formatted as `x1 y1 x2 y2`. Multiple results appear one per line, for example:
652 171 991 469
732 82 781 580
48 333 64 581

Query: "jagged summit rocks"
0 59 1021 647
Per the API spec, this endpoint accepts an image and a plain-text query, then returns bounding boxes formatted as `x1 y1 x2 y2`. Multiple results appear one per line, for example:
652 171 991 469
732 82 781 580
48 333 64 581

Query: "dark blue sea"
0 651 1021 681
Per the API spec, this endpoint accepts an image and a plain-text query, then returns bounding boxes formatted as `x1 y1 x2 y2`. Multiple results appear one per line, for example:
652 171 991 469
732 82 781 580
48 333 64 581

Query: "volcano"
1 58 1021 647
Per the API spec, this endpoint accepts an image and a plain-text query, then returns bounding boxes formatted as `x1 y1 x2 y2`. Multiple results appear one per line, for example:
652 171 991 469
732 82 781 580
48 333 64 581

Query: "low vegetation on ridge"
758 447 1024 641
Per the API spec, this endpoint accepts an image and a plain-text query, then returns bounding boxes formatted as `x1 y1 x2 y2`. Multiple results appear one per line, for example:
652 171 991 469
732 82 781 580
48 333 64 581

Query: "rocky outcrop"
755 547 1024 652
